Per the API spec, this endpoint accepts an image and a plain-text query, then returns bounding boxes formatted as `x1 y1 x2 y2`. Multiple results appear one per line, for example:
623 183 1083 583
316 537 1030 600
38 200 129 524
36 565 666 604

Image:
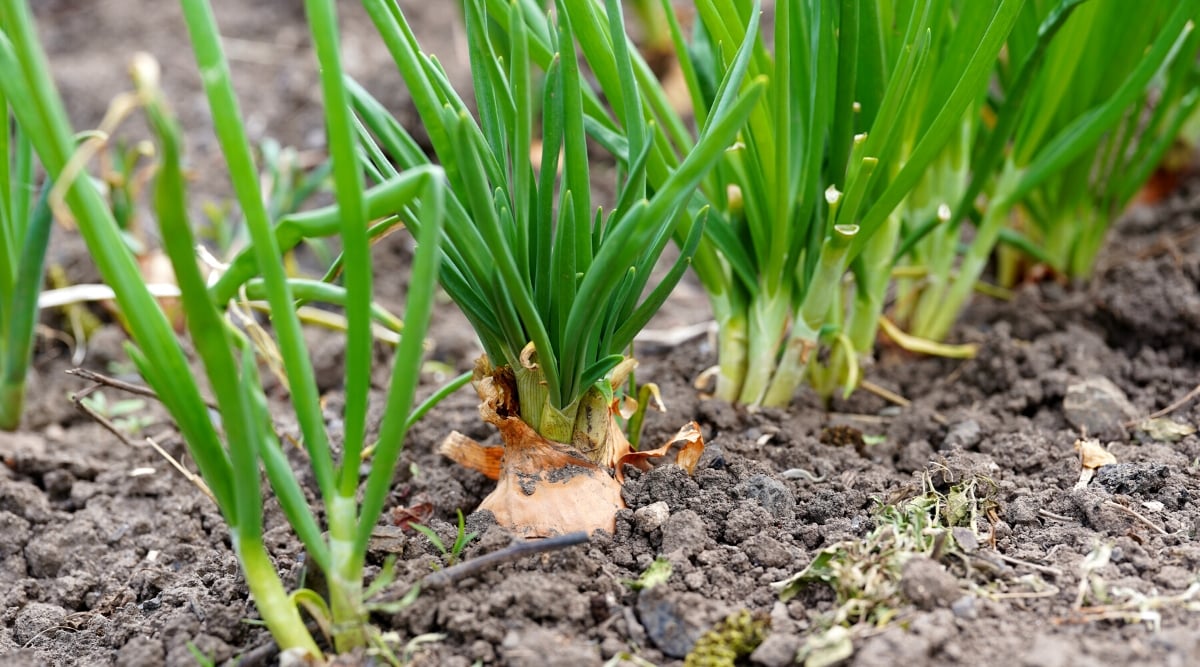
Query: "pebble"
1063 377 1138 439
750 633 802 667
14 602 67 644
942 419 982 450
1094 462 1169 495
741 534 793 568
734 474 796 522
660 509 707 557
634 501 670 533
951 595 978 620
636 586 731 658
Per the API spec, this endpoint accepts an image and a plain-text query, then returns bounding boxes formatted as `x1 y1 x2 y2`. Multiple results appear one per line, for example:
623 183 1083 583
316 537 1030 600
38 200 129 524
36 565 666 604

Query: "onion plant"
0 105 49 430
341 0 760 535
1001 0 1200 281
1 0 451 659
898 0 1200 342
573 0 1024 406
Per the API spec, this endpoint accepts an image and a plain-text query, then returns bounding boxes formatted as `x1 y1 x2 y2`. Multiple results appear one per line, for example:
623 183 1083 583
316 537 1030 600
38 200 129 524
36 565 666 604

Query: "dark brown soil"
4 2 1200 666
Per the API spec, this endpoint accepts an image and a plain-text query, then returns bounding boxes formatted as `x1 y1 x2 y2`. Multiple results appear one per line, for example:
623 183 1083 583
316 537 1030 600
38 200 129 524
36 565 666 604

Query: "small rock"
660 509 707 557
116 637 164 667
750 633 802 667
900 557 959 610
942 419 982 450
14 602 67 644
634 501 670 533
950 527 978 553
741 534 793 568
734 475 796 522
1094 462 1169 496
0 479 54 523
636 586 732 658
1063 377 1138 440
635 465 702 511
951 595 978 620
500 626 601 667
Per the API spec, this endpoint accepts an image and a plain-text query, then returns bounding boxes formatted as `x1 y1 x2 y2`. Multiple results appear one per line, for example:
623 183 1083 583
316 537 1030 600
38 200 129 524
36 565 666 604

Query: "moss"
684 609 769 667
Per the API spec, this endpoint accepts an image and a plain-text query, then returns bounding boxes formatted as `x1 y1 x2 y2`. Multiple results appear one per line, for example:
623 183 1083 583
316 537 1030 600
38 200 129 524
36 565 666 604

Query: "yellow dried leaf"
1074 438 1117 470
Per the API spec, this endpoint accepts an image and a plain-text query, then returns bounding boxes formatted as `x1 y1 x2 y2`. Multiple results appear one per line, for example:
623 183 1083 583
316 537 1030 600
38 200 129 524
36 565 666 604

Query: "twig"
1037 508 1075 523
989 551 1065 577
145 435 215 503
69 376 216 503
72 390 142 449
859 379 948 425
781 468 826 482
67 367 219 411
1124 382 1200 427
1103 500 1169 536
983 585 1061 601
828 412 891 424
420 532 589 589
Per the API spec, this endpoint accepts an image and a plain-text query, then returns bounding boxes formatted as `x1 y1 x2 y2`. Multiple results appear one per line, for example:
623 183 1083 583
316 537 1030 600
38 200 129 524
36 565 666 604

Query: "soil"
4 1 1200 666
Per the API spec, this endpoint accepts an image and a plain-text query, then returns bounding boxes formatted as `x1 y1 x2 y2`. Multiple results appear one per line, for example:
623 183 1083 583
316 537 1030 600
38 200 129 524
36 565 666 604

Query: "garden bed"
3 1 1200 665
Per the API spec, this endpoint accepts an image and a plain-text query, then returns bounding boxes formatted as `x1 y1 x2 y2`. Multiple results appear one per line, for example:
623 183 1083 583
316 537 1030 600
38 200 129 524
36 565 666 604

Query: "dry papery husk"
440 362 705 538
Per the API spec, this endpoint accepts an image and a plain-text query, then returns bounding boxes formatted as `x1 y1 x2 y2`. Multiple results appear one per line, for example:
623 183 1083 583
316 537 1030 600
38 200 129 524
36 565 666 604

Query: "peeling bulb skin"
479 409 625 538
444 354 705 538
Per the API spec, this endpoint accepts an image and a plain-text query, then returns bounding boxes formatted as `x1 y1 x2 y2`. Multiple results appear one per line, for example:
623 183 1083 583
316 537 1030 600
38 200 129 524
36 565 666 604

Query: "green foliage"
0 111 49 430
898 0 1200 342
625 555 672 590
0 0 450 658
581 0 1026 406
411 509 478 567
354 0 761 440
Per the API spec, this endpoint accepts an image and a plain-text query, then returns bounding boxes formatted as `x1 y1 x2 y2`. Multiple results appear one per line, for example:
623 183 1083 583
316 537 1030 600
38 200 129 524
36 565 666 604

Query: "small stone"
1094 462 1169 496
951 527 979 553
1005 495 1041 524
1063 377 1138 440
749 632 802 667
900 557 960 610
942 419 982 450
0 511 30 558
734 475 796 522
660 509 707 557
741 534 793 568
634 501 670 533
637 586 732 658
1153 565 1192 591
951 595 978 620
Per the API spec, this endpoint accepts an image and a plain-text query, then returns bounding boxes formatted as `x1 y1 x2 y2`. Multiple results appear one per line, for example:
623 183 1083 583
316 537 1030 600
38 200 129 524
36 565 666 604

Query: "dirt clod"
900 557 961 611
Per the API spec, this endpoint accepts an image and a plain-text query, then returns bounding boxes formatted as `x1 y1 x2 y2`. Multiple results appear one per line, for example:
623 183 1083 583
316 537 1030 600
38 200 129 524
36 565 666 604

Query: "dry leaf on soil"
1073 438 1117 490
